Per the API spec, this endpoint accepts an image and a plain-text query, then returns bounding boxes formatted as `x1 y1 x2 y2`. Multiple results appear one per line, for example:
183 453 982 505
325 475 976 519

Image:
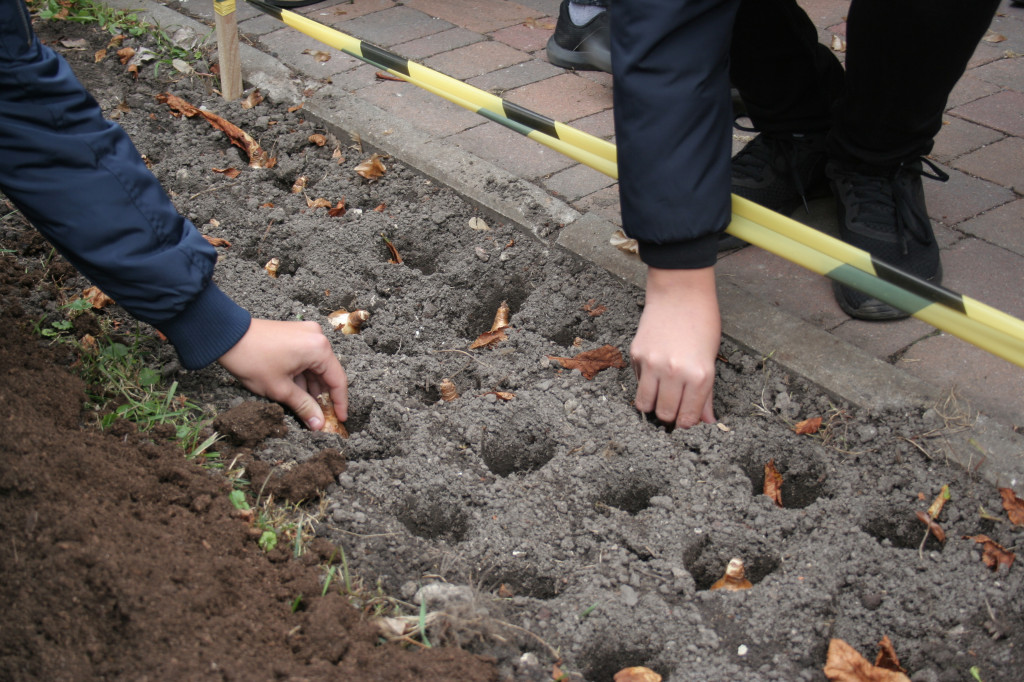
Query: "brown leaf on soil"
998 487 1024 525
117 46 135 64
374 203 386 212
81 286 115 309
308 133 327 146
470 328 508 349
496 583 514 598
302 48 331 62
155 93 276 169
126 63 139 79
203 235 231 248
328 200 347 217
288 103 304 113
964 534 1015 571
79 333 98 351
382 234 402 264
484 390 515 401
316 393 349 438
794 416 823 435
327 308 370 335
439 378 459 402
546 345 626 380
764 459 784 507
824 638 911 682
613 667 662 682
375 71 405 82
241 89 264 109
212 167 241 178
915 510 946 543
332 147 345 164
491 300 511 332
94 48 107 63
710 557 753 591
264 258 280 278
582 299 607 317
354 153 387 180
609 228 639 254
874 636 906 674
306 197 332 209
290 176 308 193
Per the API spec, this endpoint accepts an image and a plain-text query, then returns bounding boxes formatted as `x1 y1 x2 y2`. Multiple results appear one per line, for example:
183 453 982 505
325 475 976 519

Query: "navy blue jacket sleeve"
610 0 738 270
0 0 250 370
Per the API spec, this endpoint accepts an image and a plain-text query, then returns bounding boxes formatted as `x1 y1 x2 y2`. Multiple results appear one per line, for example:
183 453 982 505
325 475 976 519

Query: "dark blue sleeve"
610 0 738 269
0 0 250 369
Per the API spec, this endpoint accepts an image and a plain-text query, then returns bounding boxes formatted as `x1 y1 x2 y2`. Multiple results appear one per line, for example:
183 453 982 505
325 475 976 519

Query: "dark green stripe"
245 0 282 21
503 101 558 139
873 259 966 313
478 107 533 137
360 43 410 76
828 264 930 316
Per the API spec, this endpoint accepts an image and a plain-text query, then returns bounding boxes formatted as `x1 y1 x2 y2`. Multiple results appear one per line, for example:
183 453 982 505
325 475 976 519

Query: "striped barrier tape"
245 0 1024 369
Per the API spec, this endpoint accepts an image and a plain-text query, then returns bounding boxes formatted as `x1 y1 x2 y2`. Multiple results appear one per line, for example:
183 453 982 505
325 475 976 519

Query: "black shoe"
546 1 611 73
731 130 830 216
828 158 949 320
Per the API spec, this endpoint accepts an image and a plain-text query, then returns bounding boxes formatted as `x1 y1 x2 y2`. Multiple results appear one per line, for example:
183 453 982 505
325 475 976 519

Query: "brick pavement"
204 0 1024 423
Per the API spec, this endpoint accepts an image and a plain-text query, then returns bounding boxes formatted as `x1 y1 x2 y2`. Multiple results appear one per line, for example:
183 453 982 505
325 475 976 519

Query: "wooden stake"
213 0 242 100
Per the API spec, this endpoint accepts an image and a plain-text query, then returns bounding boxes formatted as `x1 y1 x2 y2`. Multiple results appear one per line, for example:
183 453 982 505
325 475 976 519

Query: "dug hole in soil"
2 13 1023 682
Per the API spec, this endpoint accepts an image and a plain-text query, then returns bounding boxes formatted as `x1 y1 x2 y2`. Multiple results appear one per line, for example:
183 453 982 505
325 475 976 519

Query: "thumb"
701 394 716 425
277 383 325 431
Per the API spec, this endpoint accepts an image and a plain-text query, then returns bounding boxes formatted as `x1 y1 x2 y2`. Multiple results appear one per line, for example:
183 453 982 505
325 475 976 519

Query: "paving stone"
424 41 531 80
942 237 1024 320
404 0 543 34
959 198 1024 257
572 186 622 227
972 54 1024 89
506 73 611 123
925 166 1016 225
326 5 453 47
258 27 356 78
566 109 615 141
354 77 483 137
952 137 1024 192
448 121 575 178
950 90 1024 137
946 75 1002 109
392 28 484 60
301 0 396 22
489 17 556 53
542 163 615 203
467 60 564 95
930 117 1004 164
830 316 936 363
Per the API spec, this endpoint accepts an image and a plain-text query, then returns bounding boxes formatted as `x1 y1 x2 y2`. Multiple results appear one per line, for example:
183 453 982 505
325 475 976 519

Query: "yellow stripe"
214 0 236 16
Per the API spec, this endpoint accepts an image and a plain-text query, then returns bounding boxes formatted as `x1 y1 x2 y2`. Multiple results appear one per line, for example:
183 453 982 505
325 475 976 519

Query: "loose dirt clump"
2 11 1023 682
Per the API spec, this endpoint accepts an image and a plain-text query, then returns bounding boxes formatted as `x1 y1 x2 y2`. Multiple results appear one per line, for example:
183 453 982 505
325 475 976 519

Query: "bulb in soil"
439 378 459 402
316 393 348 438
710 557 753 591
264 257 280 278
327 308 370 334
491 300 510 331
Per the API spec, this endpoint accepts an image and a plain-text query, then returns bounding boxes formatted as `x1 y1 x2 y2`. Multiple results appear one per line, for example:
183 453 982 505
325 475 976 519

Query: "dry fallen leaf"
439 378 459 402
81 286 115 309
964 534 1015 571
288 103 304 113
382 234 403 264
328 200 347 217
547 345 627 380
291 175 308 194
60 38 89 49
241 89 264 109
999 487 1024 525
94 48 107 63
524 17 557 30
316 393 349 438
710 557 753 591
609 229 639 254
794 416 823 435
203 235 231 248
264 258 280 278
80 333 98 351
328 308 370 334
470 328 508 349
306 197 332 209
823 638 911 682
372 616 407 639
468 216 489 231
582 299 607 317
614 667 661 682
764 459 784 507
302 48 331 62
915 510 946 543
117 46 135 64
354 153 387 180
830 34 847 52
211 167 241 178
927 484 951 519
496 583 514 598
332 147 345 164
156 93 275 168
373 203 386 212
308 133 327 146
484 390 515 401
983 31 1006 43
874 636 906 674
375 71 405 82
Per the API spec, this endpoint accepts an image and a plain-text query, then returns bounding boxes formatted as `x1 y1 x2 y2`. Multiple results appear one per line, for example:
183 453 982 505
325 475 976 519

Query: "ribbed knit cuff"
156 284 252 370
636 231 720 270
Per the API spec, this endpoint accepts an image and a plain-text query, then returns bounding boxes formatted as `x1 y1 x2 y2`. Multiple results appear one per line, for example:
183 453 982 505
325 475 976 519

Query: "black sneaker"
827 158 949 320
731 131 830 215
546 1 611 73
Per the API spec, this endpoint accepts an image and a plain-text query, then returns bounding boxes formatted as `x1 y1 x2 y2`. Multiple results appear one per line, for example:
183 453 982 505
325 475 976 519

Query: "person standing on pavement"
1 0 348 431
610 0 1001 429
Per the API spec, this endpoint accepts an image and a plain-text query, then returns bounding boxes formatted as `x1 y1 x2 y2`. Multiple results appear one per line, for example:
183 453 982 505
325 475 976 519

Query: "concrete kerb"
102 0 1024 494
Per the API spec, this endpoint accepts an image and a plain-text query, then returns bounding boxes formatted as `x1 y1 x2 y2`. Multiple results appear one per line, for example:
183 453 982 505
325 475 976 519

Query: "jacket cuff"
636 231 720 270
156 284 252 370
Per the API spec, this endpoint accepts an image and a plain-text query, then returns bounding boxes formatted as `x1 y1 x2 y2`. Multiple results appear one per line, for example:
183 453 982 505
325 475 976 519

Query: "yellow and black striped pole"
246 0 1024 370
